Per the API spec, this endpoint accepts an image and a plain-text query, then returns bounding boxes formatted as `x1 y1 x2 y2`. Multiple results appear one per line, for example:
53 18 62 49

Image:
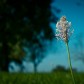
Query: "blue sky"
9 0 84 72
37 0 84 72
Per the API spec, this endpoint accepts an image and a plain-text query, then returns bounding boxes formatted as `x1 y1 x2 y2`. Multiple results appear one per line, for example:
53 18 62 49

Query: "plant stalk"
66 42 75 84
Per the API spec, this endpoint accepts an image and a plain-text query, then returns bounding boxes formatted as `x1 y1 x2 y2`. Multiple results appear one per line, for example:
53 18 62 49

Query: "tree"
52 65 66 72
52 65 77 72
22 0 60 72
0 0 59 72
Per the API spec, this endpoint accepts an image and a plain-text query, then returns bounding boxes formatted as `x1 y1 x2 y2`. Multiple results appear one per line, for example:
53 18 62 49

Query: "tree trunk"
34 62 37 73
1 41 10 71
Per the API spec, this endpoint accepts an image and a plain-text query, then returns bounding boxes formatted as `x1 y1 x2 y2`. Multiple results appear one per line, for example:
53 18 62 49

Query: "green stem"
66 42 75 84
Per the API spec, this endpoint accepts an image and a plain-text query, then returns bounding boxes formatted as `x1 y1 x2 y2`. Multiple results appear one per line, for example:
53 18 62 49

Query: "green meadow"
0 72 84 84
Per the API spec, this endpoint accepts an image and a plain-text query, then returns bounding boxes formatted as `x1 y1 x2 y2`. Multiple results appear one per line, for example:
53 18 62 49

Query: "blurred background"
0 0 84 73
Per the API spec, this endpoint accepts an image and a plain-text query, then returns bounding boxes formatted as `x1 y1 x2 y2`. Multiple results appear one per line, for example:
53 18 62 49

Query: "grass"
0 71 84 84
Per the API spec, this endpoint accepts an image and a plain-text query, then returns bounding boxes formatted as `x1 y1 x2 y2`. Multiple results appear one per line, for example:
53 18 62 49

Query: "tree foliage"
0 0 59 72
